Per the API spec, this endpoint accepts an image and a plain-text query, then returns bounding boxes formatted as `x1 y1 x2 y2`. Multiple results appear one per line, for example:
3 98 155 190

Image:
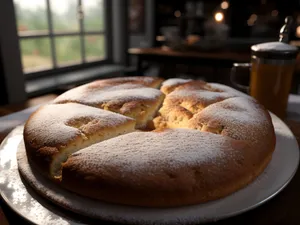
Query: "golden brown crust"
62 154 272 207
24 103 136 179
61 129 274 207
88 76 164 89
154 80 251 129
23 76 276 207
53 78 165 128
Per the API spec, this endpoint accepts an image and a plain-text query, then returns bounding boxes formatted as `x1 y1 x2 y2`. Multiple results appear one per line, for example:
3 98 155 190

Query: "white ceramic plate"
0 113 299 225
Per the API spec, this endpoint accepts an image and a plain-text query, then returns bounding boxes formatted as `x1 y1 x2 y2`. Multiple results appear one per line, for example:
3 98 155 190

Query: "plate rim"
0 114 299 224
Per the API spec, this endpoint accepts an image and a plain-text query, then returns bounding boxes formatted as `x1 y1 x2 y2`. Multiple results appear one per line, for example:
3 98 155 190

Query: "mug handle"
230 63 251 93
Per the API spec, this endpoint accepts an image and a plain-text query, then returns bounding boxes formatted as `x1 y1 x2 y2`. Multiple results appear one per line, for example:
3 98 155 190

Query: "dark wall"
230 0 300 38
0 0 26 104
129 0 155 48
153 0 300 40
0 45 9 105
230 0 251 38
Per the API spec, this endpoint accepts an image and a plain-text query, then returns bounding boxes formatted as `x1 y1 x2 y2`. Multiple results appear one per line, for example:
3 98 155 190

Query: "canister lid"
251 42 298 60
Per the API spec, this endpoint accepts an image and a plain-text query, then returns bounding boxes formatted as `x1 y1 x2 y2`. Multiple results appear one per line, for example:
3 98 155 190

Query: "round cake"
22 76 276 207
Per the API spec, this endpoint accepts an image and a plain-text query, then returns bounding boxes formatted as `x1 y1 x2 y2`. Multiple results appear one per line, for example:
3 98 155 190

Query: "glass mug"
231 42 298 119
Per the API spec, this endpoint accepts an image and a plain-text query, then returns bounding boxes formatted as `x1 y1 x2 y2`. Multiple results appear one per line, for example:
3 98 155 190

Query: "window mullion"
79 0 85 63
46 0 57 68
104 0 111 60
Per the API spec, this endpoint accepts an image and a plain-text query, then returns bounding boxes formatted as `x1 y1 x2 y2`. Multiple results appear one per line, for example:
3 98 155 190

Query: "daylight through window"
14 0 106 74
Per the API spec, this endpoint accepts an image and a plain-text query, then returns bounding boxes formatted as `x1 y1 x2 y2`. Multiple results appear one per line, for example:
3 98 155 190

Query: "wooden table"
128 47 251 80
0 94 58 117
1 95 300 225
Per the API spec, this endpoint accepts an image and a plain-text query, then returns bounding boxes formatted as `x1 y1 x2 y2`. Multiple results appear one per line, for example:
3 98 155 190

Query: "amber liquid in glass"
250 59 295 119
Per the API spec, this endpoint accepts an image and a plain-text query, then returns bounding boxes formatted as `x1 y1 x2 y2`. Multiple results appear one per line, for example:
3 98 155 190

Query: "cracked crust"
23 76 276 207
23 103 136 179
153 81 248 129
87 76 164 89
53 80 165 128
61 129 274 207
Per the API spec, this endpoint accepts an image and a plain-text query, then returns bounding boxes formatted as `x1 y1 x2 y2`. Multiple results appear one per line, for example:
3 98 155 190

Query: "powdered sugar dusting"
9 120 299 224
162 78 191 87
190 97 273 143
208 83 249 98
88 76 162 88
253 41 298 52
69 129 238 176
24 103 133 147
54 83 163 106
169 89 236 102
111 76 156 84
85 87 162 103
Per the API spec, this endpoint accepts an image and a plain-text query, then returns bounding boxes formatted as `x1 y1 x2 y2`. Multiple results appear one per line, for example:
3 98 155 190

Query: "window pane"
85 35 105 62
83 0 104 31
20 38 52 73
55 36 82 66
51 0 79 33
14 0 49 36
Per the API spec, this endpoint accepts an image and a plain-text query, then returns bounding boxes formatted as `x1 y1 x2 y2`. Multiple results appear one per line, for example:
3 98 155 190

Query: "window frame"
16 0 112 80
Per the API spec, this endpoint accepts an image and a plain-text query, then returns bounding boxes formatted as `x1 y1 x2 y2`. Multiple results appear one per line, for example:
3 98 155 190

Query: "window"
14 0 108 75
